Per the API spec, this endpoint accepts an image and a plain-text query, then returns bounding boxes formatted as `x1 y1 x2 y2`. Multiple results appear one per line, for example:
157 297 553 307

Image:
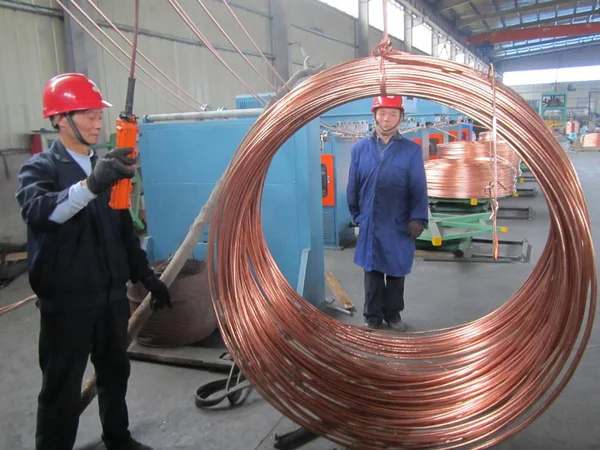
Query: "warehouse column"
269 0 291 87
63 0 107 142
357 0 369 58
432 33 439 57
404 12 413 53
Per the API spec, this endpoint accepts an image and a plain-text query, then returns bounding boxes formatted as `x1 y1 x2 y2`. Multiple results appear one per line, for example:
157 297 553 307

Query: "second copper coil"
582 132 600 149
425 158 516 198
478 131 522 170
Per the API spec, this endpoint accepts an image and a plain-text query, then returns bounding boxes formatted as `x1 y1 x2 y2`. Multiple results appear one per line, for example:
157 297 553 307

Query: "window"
369 0 405 40
437 41 451 59
412 23 432 54
316 0 358 18
503 65 600 85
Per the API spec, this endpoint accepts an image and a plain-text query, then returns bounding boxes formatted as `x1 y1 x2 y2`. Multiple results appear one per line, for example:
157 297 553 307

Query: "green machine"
416 209 531 262
541 91 567 129
429 196 534 220
91 134 146 231
417 209 508 254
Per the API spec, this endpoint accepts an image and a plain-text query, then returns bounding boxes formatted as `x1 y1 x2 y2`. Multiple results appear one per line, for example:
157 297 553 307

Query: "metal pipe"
143 108 264 123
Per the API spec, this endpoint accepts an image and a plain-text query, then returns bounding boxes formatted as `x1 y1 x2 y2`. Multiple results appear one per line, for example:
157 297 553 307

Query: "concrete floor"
1 150 599 450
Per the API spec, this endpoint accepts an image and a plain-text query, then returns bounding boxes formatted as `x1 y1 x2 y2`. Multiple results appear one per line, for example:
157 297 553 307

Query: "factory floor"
1 149 599 450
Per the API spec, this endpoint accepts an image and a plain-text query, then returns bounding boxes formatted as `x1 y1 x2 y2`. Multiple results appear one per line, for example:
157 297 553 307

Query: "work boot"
104 437 153 450
387 316 407 332
363 318 384 329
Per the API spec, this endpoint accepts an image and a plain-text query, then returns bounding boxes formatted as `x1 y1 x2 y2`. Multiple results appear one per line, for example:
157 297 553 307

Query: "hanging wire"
487 63 500 260
64 0 197 109
194 0 276 91
55 0 187 111
83 0 207 110
167 0 267 105
221 0 290 89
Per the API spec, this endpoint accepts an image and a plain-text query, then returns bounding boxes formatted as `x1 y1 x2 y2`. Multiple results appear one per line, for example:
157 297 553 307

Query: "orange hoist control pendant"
109 117 139 210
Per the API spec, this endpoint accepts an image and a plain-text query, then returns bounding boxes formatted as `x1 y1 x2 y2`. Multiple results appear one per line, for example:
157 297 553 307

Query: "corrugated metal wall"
0 1 65 150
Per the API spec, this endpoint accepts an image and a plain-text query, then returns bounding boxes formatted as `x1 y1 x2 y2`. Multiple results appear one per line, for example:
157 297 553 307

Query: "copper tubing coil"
478 132 521 165
437 140 521 175
425 158 516 198
206 51 596 449
582 132 600 149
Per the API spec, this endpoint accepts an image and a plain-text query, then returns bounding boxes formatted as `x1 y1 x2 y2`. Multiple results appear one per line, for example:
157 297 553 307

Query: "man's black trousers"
363 270 405 323
36 299 132 450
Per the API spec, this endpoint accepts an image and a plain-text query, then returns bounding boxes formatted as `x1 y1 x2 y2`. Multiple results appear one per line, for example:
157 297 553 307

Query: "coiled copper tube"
206 49 596 450
425 158 516 198
582 132 600 149
437 140 520 171
478 132 522 170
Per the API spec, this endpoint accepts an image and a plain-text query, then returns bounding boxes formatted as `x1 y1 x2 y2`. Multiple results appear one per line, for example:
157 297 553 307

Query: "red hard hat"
371 95 403 113
42 73 112 118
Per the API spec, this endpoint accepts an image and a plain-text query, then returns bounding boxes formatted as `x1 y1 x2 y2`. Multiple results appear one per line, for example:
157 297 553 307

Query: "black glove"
86 147 136 195
408 221 424 240
141 274 172 311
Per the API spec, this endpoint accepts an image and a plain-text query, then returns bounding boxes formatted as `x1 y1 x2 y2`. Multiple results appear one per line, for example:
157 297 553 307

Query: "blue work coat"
347 132 429 277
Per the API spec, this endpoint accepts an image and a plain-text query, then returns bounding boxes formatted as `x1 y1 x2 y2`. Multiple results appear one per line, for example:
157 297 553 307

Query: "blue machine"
231 95 472 249
235 92 275 109
138 112 325 306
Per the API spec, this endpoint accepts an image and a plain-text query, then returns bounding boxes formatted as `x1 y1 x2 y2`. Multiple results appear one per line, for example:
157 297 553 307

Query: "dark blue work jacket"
347 132 429 277
15 140 153 311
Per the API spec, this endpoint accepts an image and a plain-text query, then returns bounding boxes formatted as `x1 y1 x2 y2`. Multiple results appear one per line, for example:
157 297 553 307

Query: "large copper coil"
435 140 517 169
206 51 596 449
478 132 522 170
425 158 516 198
435 140 481 159
582 132 600 149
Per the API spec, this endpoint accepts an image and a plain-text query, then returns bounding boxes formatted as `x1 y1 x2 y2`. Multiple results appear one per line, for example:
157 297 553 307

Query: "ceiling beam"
457 0 577 28
438 0 471 12
493 34 600 54
493 9 600 32
468 22 600 45
492 40 600 61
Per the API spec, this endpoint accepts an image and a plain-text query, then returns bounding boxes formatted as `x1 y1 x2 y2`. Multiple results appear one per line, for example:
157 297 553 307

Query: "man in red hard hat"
15 73 170 450
347 95 429 331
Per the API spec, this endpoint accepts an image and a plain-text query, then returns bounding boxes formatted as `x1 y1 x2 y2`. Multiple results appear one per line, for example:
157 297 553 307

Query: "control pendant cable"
207 46 596 449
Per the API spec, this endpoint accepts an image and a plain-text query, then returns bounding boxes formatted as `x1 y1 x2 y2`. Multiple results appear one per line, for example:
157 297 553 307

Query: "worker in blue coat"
347 96 429 331
15 74 170 450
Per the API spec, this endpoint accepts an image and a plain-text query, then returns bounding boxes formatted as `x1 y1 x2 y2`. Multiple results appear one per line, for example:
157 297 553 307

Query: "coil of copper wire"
582 132 600 149
425 158 516 198
206 49 597 450
436 141 481 159
478 132 522 171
